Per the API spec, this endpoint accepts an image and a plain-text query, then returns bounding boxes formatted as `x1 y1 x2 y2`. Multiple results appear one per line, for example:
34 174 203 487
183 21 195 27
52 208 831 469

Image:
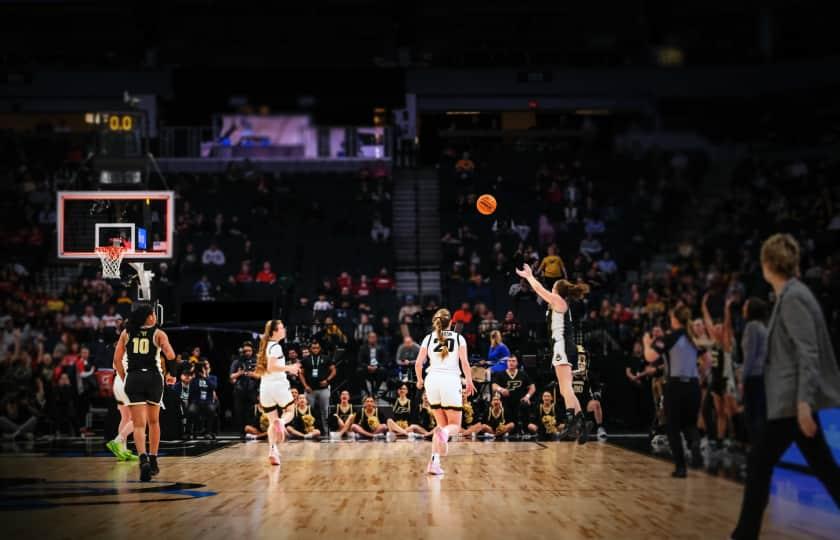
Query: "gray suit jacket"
765 278 840 419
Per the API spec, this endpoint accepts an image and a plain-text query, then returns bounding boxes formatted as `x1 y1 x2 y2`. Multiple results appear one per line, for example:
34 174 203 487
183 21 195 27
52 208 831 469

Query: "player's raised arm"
515 264 567 312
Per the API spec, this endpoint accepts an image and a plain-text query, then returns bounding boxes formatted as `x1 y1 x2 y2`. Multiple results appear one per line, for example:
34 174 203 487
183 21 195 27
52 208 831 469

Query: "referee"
732 234 840 540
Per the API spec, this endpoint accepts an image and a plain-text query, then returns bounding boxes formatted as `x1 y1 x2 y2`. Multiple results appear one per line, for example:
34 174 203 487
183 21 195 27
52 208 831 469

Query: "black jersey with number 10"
126 327 159 371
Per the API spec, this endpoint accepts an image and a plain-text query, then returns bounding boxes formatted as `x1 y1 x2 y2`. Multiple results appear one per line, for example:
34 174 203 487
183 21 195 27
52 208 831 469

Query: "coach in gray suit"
732 234 840 540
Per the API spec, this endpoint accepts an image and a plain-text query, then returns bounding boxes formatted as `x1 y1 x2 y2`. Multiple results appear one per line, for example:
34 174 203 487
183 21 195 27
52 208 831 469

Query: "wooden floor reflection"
2 439 837 540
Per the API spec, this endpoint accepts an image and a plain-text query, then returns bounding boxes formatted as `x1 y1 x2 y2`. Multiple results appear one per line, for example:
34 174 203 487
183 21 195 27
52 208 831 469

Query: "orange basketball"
476 194 497 215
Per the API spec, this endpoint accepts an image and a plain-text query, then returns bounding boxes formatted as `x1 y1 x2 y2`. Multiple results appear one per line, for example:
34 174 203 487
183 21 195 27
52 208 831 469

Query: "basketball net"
94 245 126 279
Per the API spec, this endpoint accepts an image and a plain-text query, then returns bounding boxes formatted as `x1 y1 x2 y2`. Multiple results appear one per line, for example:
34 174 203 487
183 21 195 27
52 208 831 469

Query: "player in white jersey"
255 319 300 466
105 351 138 461
415 309 475 475
515 264 592 444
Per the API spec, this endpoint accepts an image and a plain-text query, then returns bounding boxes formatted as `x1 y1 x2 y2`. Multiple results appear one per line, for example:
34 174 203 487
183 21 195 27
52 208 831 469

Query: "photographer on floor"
187 361 219 438
229 341 260 437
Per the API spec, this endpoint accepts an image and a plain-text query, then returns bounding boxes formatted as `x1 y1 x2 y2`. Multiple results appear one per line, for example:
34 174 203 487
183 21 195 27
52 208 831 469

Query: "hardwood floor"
2 439 837 540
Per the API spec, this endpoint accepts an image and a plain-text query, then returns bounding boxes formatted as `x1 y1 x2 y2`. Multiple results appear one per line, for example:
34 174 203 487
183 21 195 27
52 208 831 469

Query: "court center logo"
0 478 216 510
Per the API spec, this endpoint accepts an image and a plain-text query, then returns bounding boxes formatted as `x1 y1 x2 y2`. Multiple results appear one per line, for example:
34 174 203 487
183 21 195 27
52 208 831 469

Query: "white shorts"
260 377 294 412
424 372 462 409
552 341 569 367
113 374 129 405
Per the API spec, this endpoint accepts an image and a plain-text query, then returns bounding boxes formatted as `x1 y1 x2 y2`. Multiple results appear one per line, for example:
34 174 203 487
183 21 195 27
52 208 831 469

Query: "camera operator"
229 341 260 436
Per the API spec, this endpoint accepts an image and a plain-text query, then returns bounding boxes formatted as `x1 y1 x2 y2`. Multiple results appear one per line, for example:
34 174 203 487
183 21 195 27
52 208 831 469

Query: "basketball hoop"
95 245 126 279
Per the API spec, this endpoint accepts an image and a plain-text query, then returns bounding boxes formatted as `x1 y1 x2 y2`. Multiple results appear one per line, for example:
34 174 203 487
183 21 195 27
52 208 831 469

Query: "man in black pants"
229 341 259 437
732 235 840 540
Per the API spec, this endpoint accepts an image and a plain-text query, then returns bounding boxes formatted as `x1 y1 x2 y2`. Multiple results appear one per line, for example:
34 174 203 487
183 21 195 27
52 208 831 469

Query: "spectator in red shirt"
255 261 277 284
451 301 473 329
372 268 395 292
354 274 371 298
336 271 353 290
235 260 254 283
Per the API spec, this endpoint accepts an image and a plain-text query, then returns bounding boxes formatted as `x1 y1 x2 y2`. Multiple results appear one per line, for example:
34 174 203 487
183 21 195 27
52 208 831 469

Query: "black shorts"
124 369 164 405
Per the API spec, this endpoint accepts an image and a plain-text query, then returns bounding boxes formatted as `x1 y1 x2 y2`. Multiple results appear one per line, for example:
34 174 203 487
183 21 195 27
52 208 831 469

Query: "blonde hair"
255 319 281 376
490 330 502 347
552 279 590 299
760 233 800 278
432 308 452 357
671 306 698 348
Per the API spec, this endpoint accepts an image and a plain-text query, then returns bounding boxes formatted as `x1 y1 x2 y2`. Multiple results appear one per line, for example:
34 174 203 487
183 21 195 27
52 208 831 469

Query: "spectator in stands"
372 268 395 292
395 336 419 381
584 213 606 235
313 294 333 320
537 245 565 282
336 271 353 290
398 296 421 325
1 394 38 440
500 310 521 344
451 302 473 333
537 214 556 247
255 261 277 284
477 310 500 346
318 316 348 353
235 260 254 283
455 151 475 179
371 214 391 244
579 233 603 258
357 331 389 399
597 251 618 276
354 274 372 299
487 330 511 374
201 242 226 266
377 315 398 354
354 313 374 343
100 305 122 328
192 275 213 301
80 305 99 330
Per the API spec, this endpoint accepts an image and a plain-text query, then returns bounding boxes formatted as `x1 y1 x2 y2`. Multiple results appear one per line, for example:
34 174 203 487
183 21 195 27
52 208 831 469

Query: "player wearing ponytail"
415 308 475 475
255 319 301 466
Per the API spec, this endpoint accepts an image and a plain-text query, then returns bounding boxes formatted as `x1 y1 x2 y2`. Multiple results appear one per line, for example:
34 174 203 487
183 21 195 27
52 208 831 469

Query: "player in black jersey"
113 303 175 482
415 392 437 438
572 348 607 442
460 388 485 438
478 393 515 438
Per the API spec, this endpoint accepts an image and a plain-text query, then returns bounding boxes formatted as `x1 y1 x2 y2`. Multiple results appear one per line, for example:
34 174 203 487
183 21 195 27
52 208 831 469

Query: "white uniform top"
263 340 288 382
549 308 566 344
421 330 464 377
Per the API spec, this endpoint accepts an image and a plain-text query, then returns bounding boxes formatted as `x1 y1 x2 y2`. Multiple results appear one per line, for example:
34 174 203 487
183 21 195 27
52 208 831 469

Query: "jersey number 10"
433 338 455 353
131 337 150 354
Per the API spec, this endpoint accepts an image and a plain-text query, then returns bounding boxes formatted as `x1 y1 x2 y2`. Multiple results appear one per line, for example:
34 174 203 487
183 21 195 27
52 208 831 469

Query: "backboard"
57 191 175 260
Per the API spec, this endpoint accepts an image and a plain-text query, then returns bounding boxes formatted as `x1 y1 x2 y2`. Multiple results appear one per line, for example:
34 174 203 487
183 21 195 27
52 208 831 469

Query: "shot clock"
86 111 148 185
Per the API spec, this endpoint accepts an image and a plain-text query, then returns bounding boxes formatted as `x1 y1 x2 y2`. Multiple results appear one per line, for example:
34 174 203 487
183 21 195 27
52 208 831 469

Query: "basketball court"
1 438 836 540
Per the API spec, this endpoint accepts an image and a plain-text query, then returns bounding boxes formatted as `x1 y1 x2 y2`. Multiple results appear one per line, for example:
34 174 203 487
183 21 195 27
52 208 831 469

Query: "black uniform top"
547 303 580 367
335 403 355 424
290 404 319 433
532 402 561 434
484 406 507 430
126 326 159 371
356 407 381 431
461 399 481 427
418 407 437 431
492 368 533 403
391 398 414 425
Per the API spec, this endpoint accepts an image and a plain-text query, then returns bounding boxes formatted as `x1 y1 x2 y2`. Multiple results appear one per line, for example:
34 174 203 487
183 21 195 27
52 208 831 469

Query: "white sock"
431 453 440 465
114 434 124 443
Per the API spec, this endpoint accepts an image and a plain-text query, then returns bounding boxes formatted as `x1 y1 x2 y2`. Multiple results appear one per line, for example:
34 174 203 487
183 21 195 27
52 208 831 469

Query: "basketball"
476 194 497 215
